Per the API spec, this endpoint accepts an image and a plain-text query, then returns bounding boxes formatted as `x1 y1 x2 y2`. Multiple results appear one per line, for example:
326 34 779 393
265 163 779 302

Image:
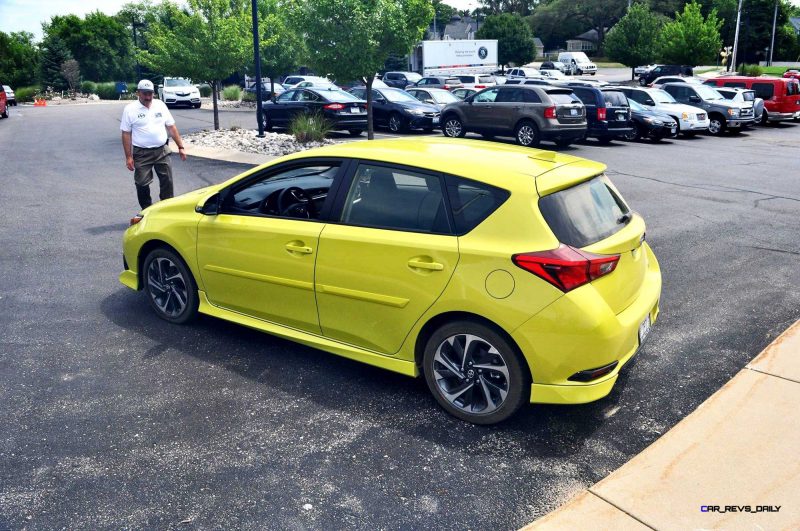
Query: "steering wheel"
276 186 315 218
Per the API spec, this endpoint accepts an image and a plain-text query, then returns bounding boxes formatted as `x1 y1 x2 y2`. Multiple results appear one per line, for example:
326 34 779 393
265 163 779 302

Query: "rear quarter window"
572 88 597 105
602 91 628 106
752 82 775 99
548 93 580 104
445 175 510 234
538 175 631 248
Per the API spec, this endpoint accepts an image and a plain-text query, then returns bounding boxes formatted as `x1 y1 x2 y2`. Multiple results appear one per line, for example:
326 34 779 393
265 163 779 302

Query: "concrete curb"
177 141 278 166
522 319 800 530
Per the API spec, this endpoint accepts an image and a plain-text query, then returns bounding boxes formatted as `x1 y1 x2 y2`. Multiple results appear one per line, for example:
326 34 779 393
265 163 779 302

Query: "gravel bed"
183 128 337 157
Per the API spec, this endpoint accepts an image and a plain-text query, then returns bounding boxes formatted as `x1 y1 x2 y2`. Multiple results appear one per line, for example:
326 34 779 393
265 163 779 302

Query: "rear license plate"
350 107 362 114
617 112 626 120
432 117 439 124
570 108 578 116
638 315 652 345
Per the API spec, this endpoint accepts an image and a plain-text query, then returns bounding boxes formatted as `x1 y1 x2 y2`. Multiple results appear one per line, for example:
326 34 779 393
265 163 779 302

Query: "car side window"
475 88 500 103
752 83 775 100
351 88 365 99
385 73 397 81
445 175 510 235
277 90 296 102
522 90 541 103
223 162 341 219
572 88 596 106
341 164 451 234
495 88 524 103
298 90 318 102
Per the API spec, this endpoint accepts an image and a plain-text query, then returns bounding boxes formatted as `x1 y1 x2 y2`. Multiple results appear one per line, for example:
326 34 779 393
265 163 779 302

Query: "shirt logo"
155 112 163 118
137 113 145 119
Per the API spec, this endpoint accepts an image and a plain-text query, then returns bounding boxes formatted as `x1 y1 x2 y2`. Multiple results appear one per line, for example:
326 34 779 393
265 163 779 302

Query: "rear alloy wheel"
515 120 540 147
388 112 407 133
143 248 198 325
443 116 466 138
708 115 726 135
623 124 640 142
423 321 528 425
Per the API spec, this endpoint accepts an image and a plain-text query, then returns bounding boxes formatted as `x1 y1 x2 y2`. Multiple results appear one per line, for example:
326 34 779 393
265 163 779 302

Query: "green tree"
256 0 306 99
476 13 536 69
287 0 433 140
527 4 584 51
530 0 627 52
604 3 664 79
431 1 458 39
38 34 73 91
0 31 39 87
141 0 251 130
660 1 722 65
44 12 134 81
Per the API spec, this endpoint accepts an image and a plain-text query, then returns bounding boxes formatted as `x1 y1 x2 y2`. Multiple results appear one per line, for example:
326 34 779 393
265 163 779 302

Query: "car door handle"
407 259 443 271
285 243 313 254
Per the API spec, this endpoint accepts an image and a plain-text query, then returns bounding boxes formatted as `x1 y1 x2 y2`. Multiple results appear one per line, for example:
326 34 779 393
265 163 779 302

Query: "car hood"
654 102 707 116
634 109 674 122
396 100 439 112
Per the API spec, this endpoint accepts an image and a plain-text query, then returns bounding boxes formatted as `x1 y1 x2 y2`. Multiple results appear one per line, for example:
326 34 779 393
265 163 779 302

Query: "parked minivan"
440 84 586 147
703 76 800 125
557 52 597 75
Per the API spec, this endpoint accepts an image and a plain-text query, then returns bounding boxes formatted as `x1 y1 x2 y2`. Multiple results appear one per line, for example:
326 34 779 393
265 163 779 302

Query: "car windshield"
651 89 677 104
165 78 192 87
381 89 418 103
405 73 422 83
695 85 724 100
324 90 360 102
628 99 644 111
430 90 459 103
546 71 566 79
572 53 591 63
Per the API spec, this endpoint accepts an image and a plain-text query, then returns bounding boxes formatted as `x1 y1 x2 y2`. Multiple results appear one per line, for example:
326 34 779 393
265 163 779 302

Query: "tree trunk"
366 76 374 140
212 80 220 130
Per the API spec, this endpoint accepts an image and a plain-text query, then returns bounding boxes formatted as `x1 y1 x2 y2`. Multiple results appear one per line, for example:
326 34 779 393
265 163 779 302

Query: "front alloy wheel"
423 322 528 424
143 248 198 324
443 116 465 138
515 121 540 147
388 113 406 133
708 117 725 135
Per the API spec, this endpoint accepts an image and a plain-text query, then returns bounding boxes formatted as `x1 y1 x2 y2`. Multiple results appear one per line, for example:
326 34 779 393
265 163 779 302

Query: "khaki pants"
133 145 174 208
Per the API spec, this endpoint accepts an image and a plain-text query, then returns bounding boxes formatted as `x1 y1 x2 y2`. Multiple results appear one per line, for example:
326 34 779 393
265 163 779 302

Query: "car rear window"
324 90 361 102
478 76 495 83
751 82 775 99
445 175 510 234
602 91 628 107
445 78 461 85
787 81 799 95
538 175 631 248
548 93 580 104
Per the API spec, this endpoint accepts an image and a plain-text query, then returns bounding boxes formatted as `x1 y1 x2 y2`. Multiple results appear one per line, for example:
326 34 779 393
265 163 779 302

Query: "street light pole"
769 0 778 67
731 0 744 73
251 0 264 137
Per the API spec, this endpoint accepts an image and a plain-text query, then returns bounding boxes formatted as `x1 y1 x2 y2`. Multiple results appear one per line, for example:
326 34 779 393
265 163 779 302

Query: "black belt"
133 143 168 150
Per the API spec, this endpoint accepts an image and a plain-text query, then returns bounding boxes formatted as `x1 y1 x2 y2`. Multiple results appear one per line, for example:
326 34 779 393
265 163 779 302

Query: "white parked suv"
616 86 710 136
557 52 597 75
505 67 543 80
158 77 201 108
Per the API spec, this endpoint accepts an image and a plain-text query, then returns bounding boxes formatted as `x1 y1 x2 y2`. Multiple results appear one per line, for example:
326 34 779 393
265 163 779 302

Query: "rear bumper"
590 125 634 139
766 111 795 121
541 127 586 141
330 116 368 131
512 242 662 405
163 96 200 106
408 115 439 129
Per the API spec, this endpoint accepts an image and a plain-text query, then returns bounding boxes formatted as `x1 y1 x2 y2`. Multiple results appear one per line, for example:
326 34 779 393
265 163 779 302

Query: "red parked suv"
703 76 800 124
0 79 7 119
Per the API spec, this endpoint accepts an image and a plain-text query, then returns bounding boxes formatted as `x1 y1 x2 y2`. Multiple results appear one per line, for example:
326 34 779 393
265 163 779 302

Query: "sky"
0 0 797 42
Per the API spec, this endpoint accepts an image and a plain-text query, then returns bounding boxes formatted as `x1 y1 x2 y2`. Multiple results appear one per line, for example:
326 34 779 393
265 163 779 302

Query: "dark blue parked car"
564 82 633 143
348 87 440 133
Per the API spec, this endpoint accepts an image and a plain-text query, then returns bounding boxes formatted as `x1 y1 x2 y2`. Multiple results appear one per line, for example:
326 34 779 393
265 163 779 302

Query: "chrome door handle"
408 259 443 271
285 243 313 254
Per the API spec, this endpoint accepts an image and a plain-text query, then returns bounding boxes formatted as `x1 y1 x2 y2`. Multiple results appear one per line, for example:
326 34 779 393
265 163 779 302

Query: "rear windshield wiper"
617 212 632 224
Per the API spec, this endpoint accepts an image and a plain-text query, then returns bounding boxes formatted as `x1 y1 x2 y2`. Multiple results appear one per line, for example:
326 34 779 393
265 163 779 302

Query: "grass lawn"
759 65 800 75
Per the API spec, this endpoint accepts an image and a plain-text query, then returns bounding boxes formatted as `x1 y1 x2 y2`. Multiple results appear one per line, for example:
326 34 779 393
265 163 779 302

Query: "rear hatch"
601 90 631 128
537 173 648 314
547 90 585 124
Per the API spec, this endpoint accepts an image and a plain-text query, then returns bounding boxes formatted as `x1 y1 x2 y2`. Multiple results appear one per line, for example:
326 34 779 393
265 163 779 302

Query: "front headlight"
728 108 739 116
408 108 425 115
681 112 690 120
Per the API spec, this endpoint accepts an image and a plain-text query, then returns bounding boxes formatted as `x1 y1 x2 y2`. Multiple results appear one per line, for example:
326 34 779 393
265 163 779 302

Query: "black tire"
193 102 201 109
1 108 7 119
387 112 407 133
515 120 540 147
142 247 199 325
442 115 466 138
422 127 435 134
707 114 726 135
639 77 647 86
597 136 614 144
422 320 529 425
760 112 769 126
622 125 640 142
348 129 363 137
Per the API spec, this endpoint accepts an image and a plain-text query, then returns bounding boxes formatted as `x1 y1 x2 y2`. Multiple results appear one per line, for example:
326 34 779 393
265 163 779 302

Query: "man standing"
120 79 187 209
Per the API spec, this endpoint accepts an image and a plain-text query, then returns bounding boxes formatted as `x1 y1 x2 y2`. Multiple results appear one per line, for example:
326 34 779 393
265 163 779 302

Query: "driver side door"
196 159 348 334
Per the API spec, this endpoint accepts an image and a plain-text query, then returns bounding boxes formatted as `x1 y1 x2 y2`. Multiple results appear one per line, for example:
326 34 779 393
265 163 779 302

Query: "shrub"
222 85 241 101
241 91 256 102
739 64 763 77
289 112 332 143
95 82 119 100
198 83 211 97
80 81 97 95
15 86 40 103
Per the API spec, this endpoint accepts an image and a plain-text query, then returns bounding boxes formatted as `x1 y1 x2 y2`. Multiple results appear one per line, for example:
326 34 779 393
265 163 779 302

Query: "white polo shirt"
120 99 176 148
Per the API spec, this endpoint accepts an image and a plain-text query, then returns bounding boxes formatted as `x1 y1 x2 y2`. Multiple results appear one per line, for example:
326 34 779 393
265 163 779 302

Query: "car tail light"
475 85 486 89
443 85 451 90
544 106 557 119
512 244 619 292
597 107 607 120
130 214 143 226
324 103 345 111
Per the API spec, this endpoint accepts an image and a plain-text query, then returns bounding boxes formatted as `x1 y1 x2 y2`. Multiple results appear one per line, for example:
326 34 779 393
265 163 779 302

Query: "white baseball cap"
137 79 155 92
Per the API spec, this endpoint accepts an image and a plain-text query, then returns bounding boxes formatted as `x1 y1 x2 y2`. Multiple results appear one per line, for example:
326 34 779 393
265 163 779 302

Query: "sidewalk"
523 319 800 531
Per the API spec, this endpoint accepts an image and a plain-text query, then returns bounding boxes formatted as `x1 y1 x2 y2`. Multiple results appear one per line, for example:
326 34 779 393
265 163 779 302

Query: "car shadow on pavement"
101 288 626 458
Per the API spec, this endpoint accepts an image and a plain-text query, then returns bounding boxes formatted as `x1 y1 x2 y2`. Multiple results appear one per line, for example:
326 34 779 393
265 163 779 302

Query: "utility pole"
251 0 264 137
731 0 744 73
769 0 778 66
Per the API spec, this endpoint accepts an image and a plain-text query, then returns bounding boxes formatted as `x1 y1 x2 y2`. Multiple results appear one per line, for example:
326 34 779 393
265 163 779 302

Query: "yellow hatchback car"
120 137 661 424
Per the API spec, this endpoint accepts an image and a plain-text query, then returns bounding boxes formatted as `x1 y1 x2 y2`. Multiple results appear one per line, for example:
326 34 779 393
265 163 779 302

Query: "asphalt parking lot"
1 102 798 529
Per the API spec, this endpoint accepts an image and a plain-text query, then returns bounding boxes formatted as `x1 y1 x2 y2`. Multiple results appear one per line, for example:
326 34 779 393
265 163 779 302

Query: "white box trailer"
410 40 498 76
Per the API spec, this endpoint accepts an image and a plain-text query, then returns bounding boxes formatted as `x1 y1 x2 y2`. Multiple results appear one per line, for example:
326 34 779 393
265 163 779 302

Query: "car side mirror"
425 98 435 104
196 193 220 215
645 99 655 106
